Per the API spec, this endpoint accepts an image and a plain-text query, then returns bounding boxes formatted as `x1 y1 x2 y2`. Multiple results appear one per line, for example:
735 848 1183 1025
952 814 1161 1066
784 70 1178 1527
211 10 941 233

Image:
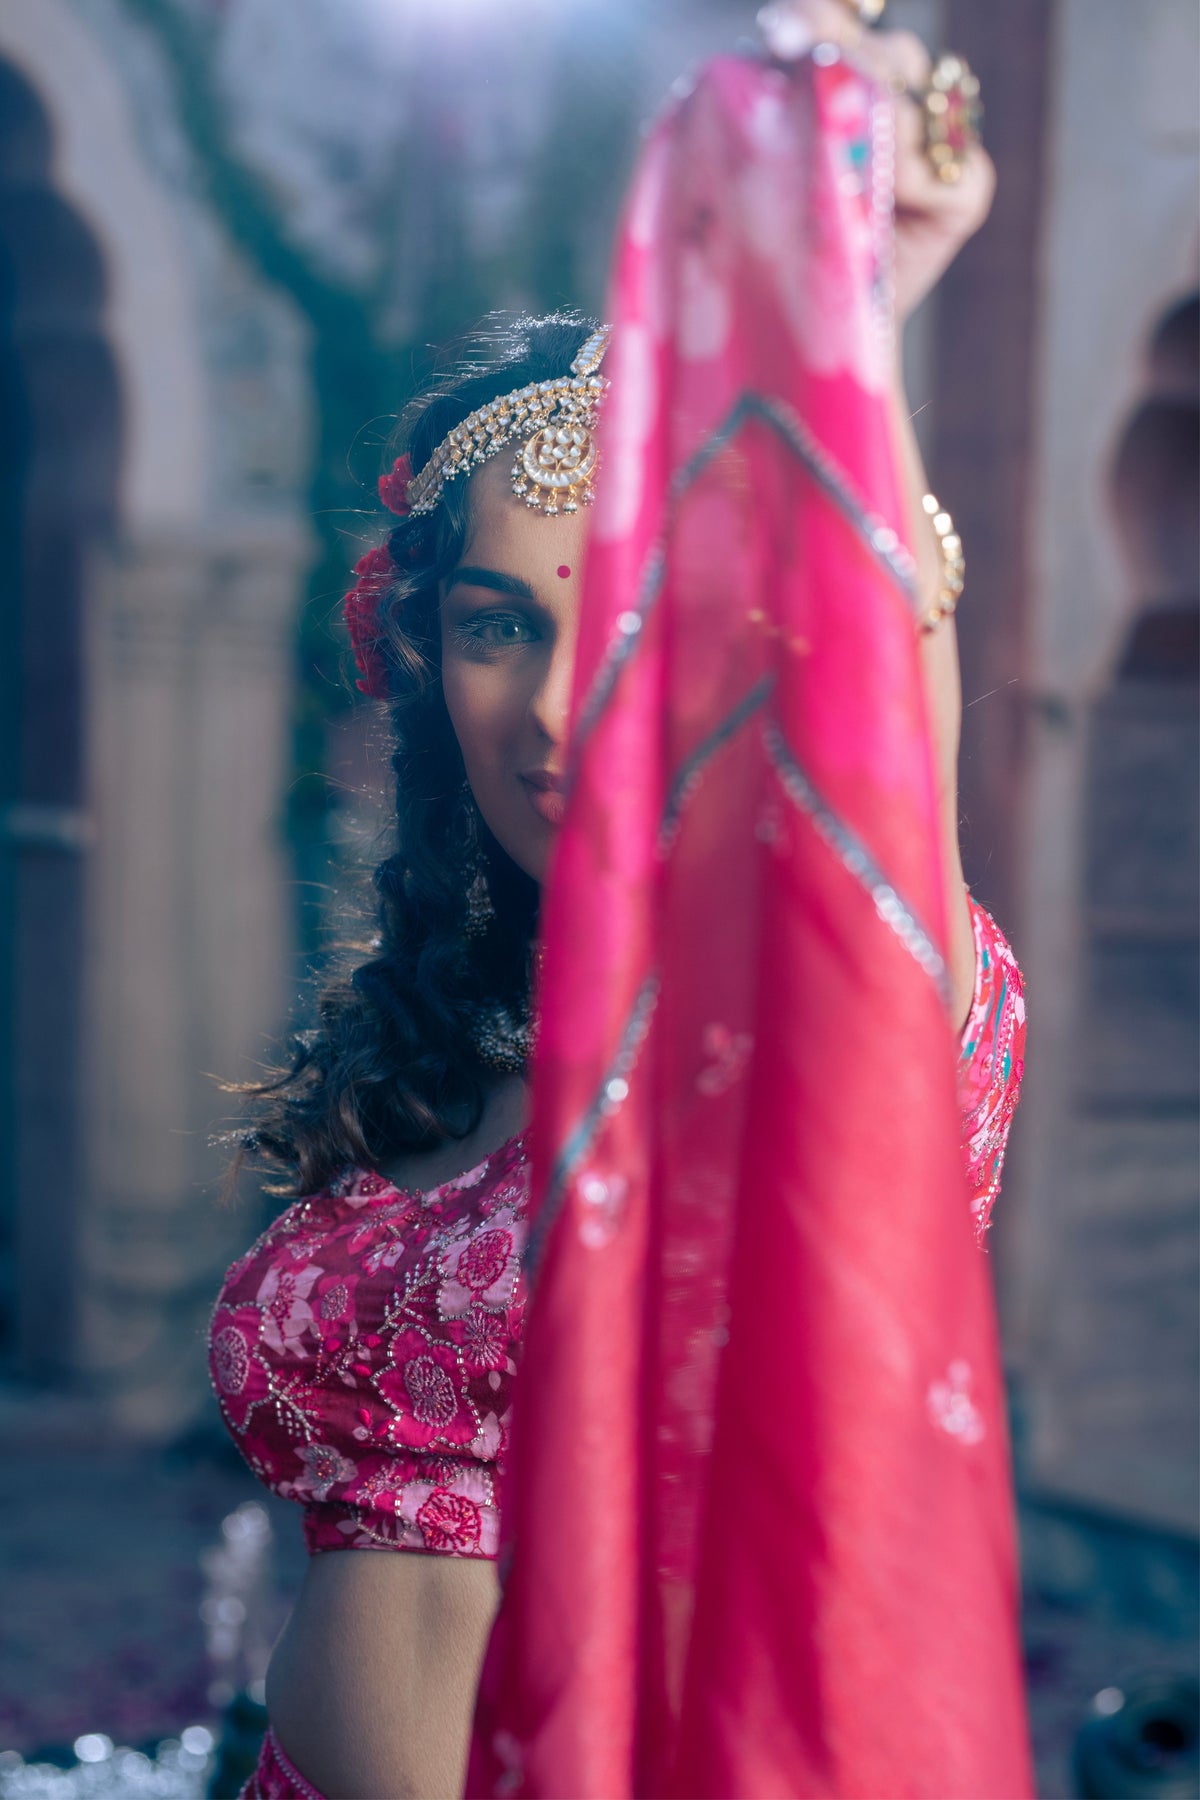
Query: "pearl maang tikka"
403 325 613 519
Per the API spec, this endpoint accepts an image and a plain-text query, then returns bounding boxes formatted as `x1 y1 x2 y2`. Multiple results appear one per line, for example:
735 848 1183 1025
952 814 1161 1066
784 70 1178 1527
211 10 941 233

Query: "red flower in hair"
378 453 414 517
343 542 394 699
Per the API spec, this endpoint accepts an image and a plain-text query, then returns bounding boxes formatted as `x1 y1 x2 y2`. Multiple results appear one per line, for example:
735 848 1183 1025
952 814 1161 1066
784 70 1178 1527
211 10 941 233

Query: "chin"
485 811 550 889
510 830 551 888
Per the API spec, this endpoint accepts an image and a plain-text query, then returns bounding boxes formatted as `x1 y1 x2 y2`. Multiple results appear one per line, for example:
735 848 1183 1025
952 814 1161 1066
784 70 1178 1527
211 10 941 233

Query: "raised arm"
888 365 979 1036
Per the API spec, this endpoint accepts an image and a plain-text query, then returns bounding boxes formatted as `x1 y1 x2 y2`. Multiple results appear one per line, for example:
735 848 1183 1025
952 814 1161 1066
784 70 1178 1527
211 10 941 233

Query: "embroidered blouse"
208 895 1026 1561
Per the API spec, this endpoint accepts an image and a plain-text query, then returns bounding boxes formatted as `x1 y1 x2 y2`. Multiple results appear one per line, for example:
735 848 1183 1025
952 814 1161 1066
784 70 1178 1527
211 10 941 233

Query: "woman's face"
440 455 587 885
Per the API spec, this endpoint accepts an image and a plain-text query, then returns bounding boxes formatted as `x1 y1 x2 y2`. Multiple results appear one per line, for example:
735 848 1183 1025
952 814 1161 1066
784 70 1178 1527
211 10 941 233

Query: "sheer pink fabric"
467 51 1033 1800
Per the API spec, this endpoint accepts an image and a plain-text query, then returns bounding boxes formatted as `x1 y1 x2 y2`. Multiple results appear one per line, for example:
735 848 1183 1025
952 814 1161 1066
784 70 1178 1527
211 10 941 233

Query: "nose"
528 618 578 746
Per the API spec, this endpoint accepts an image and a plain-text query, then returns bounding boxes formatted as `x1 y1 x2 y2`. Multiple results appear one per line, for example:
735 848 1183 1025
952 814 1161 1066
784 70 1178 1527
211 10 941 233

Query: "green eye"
452 612 538 651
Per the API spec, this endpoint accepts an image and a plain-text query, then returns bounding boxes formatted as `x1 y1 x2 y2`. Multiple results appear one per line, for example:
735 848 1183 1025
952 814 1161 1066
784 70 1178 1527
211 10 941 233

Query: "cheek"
441 659 523 773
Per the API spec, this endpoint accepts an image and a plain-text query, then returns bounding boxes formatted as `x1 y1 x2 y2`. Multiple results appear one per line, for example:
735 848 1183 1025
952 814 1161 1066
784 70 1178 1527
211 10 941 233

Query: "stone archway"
0 1 313 1436
0 0 206 538
1026 290 1199 1533
1109 292 1199 680
1084 290 1199 1118
0 57 122 1374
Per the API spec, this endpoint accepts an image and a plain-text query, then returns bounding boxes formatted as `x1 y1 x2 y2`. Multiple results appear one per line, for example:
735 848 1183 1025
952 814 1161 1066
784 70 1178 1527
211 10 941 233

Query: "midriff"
265 1548 500 1800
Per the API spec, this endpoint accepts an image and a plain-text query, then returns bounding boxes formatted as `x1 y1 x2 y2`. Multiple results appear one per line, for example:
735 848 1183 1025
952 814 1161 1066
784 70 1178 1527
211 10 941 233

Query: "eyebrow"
444 566 538 602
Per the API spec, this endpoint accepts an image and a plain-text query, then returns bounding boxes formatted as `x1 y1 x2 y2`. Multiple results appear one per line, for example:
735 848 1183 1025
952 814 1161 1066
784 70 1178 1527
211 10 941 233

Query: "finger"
856 26 932 95
888 67 993 206
870 37 991 216
895 137 995 224
755 6 993 227
860 38 943 215
892 83 942 205
892 100 967 214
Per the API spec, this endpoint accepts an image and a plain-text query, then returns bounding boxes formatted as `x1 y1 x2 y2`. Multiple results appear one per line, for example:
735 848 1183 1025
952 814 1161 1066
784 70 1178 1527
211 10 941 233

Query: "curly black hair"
230 311 601 1198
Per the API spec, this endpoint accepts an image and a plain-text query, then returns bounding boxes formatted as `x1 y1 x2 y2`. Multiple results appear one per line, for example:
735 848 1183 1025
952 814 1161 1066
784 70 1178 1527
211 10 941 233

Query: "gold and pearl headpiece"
405 324 613 518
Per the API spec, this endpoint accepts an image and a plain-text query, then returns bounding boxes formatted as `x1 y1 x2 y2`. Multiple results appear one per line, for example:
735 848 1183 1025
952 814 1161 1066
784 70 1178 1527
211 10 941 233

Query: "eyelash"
448 611 539 654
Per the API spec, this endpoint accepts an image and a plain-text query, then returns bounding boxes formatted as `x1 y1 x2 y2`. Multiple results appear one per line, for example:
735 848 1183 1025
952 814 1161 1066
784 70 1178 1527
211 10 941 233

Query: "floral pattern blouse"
208 895 1025 1560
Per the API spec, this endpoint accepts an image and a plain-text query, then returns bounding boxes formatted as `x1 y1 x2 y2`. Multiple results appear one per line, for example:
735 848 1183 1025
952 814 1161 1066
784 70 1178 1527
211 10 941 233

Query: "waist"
265 1546 500 1798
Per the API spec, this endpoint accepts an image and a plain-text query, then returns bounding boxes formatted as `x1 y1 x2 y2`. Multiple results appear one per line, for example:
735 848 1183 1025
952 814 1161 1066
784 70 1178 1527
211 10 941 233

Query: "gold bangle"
917 491 965 632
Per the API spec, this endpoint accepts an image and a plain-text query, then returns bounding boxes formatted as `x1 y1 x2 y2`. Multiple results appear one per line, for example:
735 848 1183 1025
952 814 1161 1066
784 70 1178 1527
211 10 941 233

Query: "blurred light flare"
359 0 611 36
72 1738 112 1765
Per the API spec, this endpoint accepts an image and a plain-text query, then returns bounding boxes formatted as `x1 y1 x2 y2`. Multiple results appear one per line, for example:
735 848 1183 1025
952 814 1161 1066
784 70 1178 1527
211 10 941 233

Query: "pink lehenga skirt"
238 1726 327 1800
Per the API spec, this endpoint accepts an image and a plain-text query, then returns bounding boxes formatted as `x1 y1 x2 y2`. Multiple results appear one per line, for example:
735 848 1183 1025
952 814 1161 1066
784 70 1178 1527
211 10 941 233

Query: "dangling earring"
466 865 494 938
469 942 544 1073
460 782 495 939
470 1002 534 1073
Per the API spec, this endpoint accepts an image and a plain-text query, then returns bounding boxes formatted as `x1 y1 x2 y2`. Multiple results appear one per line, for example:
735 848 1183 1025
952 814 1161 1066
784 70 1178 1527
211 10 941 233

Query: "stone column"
76 524 310 1440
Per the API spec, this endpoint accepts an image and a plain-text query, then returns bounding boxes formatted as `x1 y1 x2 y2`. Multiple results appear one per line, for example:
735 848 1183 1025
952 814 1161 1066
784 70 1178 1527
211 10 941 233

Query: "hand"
757 0 997 323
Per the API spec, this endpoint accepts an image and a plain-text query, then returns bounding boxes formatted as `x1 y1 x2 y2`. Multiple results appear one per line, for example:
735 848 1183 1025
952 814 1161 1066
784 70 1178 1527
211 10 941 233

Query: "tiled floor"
0 1416 301 1760
1019 1495 1199 1797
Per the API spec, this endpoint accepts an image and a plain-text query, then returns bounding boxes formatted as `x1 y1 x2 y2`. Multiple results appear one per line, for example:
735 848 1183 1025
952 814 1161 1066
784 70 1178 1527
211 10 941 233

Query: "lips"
520 771 567 827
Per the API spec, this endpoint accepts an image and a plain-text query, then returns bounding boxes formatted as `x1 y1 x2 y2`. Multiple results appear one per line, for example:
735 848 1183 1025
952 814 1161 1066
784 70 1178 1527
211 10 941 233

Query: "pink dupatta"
467 51 1033 1800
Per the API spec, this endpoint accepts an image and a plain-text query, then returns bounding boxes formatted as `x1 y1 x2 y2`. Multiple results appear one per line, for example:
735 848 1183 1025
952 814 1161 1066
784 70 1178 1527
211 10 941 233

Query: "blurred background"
0 0 1195 1795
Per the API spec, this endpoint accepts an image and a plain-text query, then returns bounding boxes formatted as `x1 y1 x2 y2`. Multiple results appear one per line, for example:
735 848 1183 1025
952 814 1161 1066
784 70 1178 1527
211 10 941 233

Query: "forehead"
460 454 587 574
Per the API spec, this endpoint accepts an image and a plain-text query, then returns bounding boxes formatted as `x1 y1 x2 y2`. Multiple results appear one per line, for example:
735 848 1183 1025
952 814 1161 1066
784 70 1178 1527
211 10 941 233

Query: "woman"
211 6 1028 1797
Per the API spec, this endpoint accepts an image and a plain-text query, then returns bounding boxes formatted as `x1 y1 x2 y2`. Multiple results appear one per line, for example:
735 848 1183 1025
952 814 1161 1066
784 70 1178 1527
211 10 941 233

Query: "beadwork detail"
470 1001 535 1073
917 490 966 632
242 1725 330 1800
208 1135 531 1558
405 325 613 518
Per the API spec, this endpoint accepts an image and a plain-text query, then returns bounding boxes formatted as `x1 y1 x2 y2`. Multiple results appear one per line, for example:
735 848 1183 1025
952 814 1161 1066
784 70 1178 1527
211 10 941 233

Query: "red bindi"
557 565 571 579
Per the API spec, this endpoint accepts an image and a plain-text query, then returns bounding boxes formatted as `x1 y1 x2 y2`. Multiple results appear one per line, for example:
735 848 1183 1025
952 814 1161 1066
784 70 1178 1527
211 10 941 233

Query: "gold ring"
836 0 887 20
915 54 983 183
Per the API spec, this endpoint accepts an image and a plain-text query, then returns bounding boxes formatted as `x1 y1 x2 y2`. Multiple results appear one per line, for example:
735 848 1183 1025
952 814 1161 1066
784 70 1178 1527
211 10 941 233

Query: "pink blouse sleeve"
956 893 1027 1244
